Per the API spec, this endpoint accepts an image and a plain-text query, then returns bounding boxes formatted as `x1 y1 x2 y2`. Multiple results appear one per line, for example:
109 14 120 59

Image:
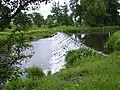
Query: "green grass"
51 26 120 34
6 51 120 90
3 26 120 90
1 26 120 41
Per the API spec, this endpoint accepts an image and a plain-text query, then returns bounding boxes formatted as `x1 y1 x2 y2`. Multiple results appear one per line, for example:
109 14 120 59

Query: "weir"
22 32 106 74
49 32 107 74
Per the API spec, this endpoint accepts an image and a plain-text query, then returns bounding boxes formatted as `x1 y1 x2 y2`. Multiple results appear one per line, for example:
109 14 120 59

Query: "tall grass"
4 26 120 90
6 52 120 90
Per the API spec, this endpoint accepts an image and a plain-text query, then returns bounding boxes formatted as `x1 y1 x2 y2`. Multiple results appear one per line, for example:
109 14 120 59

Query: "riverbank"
0 26 120 41
2 26 120 90
6 51 120 90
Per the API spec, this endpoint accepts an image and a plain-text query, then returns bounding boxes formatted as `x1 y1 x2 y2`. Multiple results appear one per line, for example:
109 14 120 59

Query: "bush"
47 70 52 76
6 78 40 90
65 48 98 67
114 39 120 51
105 31 120 53
6 79 24 90
6 66 45 90
25 66 45 79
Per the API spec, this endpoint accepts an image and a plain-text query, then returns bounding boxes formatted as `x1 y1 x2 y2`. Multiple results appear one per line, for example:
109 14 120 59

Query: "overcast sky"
28 0 70 19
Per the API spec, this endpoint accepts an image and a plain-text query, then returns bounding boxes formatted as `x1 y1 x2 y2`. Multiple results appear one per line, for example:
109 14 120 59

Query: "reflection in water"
76 33 110 52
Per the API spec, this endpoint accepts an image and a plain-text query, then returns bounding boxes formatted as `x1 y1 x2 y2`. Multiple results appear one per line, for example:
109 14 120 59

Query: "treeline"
1 0 120 30
12 2 74 28
53 0 120 27
13 12 45 28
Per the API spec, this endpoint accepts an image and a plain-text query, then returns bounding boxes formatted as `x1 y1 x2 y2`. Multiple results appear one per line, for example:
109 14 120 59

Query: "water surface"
22 38 52 71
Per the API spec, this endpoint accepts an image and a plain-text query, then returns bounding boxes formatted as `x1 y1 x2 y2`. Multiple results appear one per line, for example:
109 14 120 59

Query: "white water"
22 32 106 74
21 38 53 74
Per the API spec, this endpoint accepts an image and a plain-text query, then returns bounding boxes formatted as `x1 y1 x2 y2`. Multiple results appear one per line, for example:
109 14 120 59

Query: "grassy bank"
6 51 120 90
2 26 120 90
0 26 120 41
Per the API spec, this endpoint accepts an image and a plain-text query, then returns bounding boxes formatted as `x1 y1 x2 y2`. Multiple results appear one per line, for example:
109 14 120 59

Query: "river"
21 32 108 74
21 38 52 74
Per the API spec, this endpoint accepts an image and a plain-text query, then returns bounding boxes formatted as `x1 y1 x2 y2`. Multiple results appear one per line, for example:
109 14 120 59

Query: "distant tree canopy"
69 0 79 25
0 5 11 29
75 0 120 26
46 14 56 28
13 12 44 28
49 2 73 27
1 0 120 28
0 0 50 29
13 12 32 27
32 12 44 27
47 0 120 27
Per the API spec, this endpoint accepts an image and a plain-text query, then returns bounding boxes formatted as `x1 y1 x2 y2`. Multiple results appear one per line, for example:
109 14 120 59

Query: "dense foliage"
105 31 120 53
32 12 45 27
13 12 32 27
0 5 11 29
65 48 99 67
0 0 49 28
25 67 45 79
0 27 33 85
78 0 120 26
0 0 49 86
6 67 45 90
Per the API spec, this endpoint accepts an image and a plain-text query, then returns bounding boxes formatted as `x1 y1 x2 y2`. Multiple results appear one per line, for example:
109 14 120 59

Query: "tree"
32 12 44 27
13 12 32 27
79 0 120 26
46 15 56 28
104 0 120 26
80 0 107 26
51 2 73 26
0 5 11 29
51 2 61 25
0 0 50 28
60 2 73 26
69 0 79 25
0 27 33 85
0 0 50 85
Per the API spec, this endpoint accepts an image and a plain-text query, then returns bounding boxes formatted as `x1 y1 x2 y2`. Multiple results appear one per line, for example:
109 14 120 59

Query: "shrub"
65 48 98 67
6 79 24 90
114 39 120 51
47 70 52 76
6 78 40 90
105 31 120 53
25 66 45 79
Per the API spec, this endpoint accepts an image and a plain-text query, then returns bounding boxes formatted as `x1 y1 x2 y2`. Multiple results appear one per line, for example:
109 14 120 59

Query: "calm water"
21 38 52 71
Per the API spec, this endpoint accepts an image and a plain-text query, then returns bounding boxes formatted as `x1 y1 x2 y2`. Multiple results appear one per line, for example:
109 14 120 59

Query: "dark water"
83 33 110 51
76 32 111 52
